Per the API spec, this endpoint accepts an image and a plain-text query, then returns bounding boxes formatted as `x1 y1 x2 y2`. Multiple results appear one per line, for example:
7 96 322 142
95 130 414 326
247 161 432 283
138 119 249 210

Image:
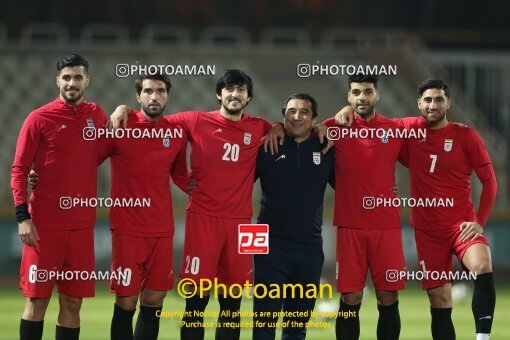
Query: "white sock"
476 333 489 340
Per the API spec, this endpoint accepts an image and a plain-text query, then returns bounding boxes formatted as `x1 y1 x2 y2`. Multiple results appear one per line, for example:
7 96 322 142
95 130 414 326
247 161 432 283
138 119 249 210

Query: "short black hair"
215 69 253 99
282 93 318 118
135 73 172 95
57 54 89 73
348 74 379 89
417 79 450 98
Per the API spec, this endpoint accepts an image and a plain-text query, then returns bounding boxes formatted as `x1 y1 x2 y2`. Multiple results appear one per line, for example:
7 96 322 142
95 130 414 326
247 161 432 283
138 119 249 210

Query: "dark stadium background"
0 1 509 339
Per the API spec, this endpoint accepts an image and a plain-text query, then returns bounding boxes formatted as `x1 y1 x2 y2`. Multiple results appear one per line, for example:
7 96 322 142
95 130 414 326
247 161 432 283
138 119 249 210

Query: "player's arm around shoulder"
166 110 201 137
259 117 286 155
333 105 354 126
393 116 424 130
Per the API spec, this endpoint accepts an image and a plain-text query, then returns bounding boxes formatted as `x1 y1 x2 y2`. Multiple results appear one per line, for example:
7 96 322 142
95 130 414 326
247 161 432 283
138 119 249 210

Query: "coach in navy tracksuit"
253 93 335 340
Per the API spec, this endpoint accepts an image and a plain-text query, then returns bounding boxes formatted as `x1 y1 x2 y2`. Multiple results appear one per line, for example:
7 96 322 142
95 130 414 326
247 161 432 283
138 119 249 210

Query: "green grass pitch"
0 283 509 339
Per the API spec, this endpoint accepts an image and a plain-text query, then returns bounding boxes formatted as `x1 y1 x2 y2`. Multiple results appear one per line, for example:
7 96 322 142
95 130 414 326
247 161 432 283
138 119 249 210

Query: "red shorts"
336 227 405 292
19 228 95 298
179 212 252 285
110 232 174 296
415 222 489 290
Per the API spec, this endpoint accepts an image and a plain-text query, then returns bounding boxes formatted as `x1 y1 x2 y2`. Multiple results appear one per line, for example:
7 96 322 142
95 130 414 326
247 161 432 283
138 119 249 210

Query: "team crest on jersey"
163 137 170 148
244 132 252 145
313 152 321 165
86 118 95 128
380 131 389 144
444 139 453 152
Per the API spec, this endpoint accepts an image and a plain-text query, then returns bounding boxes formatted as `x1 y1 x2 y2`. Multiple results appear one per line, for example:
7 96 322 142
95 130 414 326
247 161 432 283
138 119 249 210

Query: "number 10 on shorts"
238 224 269 254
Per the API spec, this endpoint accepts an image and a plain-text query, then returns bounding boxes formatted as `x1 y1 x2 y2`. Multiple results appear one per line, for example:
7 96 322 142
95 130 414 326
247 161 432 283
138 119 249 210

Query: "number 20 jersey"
166 110 271 218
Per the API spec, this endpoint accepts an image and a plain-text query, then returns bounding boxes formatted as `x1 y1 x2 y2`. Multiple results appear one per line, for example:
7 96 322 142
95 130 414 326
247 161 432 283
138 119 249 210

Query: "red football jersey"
98 110 189 237
165 110 271 218
11 98 107 230
324 113 404 229
398 117 492 229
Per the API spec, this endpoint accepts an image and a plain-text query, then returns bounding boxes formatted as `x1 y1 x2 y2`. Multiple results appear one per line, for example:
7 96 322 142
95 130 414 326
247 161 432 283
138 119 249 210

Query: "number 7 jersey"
166 110 271 218
399 117 492 230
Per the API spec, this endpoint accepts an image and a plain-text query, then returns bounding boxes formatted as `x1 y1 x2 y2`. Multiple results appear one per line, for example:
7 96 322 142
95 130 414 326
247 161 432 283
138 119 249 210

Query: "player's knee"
22 309 46 321
375 290 398 306
472 261 493 275
341 291 363 305
115 295 138 311
140 290 166 307
140 297 165 308
427 287 451 308
59 296 82 315
23 298 50 321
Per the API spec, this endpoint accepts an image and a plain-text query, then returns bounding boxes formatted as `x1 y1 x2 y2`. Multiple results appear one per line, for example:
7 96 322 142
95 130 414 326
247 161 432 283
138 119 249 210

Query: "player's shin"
111 303 135 340
216 295 242 340
377 301 400 340
55 325 80 340
430 307 455 340
20 319 44 340
472 272 496 338
134 305 161 340
336 299 361 340
181 295 210 340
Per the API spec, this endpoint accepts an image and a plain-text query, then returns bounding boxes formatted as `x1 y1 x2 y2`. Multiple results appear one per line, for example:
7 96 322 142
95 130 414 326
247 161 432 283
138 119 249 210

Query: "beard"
142 103 165 117
422 111 446 127
61 88 84 103
222 100 246 115
354 104 375 118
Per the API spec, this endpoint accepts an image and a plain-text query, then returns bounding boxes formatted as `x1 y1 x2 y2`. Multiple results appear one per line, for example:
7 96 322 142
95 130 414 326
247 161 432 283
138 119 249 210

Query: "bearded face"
217 84 251 115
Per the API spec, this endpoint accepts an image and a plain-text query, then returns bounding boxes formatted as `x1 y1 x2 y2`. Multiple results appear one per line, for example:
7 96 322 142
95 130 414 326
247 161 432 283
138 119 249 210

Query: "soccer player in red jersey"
110 69 273 340
335 79 497 340
96 74 189 340
399 80 497 340
11 54 107 340
323 75 405 340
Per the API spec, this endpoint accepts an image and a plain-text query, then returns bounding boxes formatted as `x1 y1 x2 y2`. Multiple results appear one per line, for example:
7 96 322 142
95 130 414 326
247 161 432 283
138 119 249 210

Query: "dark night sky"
1 0 509 40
